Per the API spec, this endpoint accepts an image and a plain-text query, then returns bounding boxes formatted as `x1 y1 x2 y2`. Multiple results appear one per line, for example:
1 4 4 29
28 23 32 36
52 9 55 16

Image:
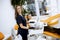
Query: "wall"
0 0 16 36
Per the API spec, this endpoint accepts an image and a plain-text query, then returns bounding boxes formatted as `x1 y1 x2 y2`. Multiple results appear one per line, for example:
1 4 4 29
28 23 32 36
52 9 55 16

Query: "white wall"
49 0 58 16
0 0 16 36
57 0 60 14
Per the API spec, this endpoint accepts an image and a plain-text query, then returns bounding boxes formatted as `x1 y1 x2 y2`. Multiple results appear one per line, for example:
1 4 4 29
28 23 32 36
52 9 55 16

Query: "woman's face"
16 6 22 14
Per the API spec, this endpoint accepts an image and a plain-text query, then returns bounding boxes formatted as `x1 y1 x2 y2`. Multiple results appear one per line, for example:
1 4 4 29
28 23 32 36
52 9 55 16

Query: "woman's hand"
26 21 29 24
27 23 30 29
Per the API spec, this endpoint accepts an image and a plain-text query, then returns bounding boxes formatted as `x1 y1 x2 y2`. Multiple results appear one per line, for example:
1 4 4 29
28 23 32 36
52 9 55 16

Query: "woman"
15 5 29 40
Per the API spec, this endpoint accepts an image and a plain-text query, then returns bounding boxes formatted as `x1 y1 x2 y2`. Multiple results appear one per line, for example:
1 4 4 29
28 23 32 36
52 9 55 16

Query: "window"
27 0 48 16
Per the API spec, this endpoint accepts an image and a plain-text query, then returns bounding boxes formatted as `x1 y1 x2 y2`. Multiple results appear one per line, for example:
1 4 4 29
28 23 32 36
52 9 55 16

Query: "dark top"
16 15 28 35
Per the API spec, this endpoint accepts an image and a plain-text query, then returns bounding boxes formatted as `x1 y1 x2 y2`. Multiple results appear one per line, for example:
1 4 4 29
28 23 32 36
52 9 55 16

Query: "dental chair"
0 31 12 40
11 24 22 40
41 14 60 38
0 32 4 40
28 19 47 40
